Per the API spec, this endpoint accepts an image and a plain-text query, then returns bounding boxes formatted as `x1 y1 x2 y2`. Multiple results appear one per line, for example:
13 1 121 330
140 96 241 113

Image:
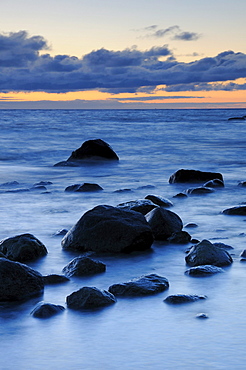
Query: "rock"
169 169 223 184
53 229 68 236
33 181 53 186
167 231 191 244
30 185 47 191
117 199 157 215
31 302 65 318
145 195 173 208
0 233 48 262
185 265 225 276
66 287 116 310
62 256 106 277
164 294 207 304
185 239 233 267
186 187 214 195
0 181 20 187
61 205 153 253
113 188 132 193
203 179 224 188
0 258 44 301
238 181 246 187
108 274 169 297
173 193 188 198
196 313 209 319
43 274 70 285
68 139 119 162
228 115 246 121
222 206 246 215
240 250 246 259
184 223 198 228
213 242 233 250
145 207 183 240
65 183 103 192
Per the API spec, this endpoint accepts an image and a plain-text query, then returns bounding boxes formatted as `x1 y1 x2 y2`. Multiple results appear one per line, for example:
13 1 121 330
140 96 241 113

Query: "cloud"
110 95 204 101
141 25 201 41
173 31 200 41
0 31 245 94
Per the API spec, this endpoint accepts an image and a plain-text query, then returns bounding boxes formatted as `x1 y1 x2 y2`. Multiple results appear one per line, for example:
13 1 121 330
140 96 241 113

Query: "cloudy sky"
0 0 245 108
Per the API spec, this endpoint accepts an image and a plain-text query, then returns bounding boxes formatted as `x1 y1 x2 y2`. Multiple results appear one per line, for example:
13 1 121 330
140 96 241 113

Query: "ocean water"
0 108 246 369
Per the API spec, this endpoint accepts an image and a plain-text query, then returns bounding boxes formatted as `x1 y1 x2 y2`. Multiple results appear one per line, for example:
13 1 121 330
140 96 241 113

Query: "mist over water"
0 109 246 369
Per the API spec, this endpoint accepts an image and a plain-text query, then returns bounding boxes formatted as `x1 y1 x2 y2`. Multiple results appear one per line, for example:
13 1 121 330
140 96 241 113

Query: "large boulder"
66 287 116 309
108 274 169 296
61 205 153 253
169 169 223 184
145 207 183 240
0 233 48 262
185 239 233 267
0 258 44 301
62 256 106 277
68 139 119 161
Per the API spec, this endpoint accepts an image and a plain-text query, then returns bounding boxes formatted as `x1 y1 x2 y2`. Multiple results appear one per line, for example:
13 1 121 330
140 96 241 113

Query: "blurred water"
0 109 246 369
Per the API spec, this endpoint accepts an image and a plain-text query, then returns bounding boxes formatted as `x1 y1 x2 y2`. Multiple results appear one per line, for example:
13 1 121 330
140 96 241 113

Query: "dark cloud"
141 25 201 41
0 31 245 93
173 31 200 41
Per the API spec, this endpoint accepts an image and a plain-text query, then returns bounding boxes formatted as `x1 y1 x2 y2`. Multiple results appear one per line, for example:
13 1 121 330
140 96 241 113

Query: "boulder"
68 139 119 161
43 274 70 285
169 169 223 184
61 205 153 253
186 187 214 195
0 233 48 262
65 183 103 192
31 302 65 318
222 206 246 215
164 294 207 304
108 274 169 297
167 231 191 244
62 256 106 277
185 239 233 267
145 207 183 240
185 265 225 276
145 195 173 208
117 199 157 215
66 287 116 310
0 258 44 301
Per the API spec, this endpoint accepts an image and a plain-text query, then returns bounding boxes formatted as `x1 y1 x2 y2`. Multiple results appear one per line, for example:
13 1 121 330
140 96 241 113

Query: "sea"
0 108 246 370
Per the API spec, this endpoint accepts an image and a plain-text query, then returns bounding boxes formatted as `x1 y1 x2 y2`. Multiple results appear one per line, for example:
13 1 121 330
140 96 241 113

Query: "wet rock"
184 223 198 228
33 181 53 186
53 229 68 236
169 169 223 184
240 250 246 260
0 233 48 262
114 188 132 193
61 205 153 253
62 256 106 277
238 181 246 187
108 274 169 297
0 258 44 301
203 179 224 188
186 187 214 195
196 313 209 319
173 192 188 198
164 294 207 304
167 231 191 244
228 115 246 121
117 199 157 215
185 265 225 276
66 287 116 310
30 185 47 191
68 139 119 161
65 183 103 192
43 274 70 285
0 181 20 187
31 302 65 318
185 239 233 267
145 195 173 208
145 207 183 240
213 242 233 250
222 206 246 215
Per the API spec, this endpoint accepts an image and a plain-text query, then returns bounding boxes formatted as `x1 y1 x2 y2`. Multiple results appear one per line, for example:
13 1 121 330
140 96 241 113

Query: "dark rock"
222 206 246 215
61 205 153 253
62 256 106 277
203 179 224 188
145 207 183 240
108 274 169 297
196 313 209 319
0 258 44 301
31 302 65 318
173 192 188 198
65 183 103 192
0 181 20 187
186 187 214 195
117 199 157 215
185 239 233 267
240 250 246 259
67 139 119 162
145 195 173 208
169 169 223 184
164 294 207 304
213 242 233 250
167 231 191 244
184 223 198 228
30 185 47 191
0 233 48 262
185 265 225 276
228 115 246 121
53 229 69 236
238 181 246 187
137 185 155 190
33 181 53 186
66 287 116 310
43 274 70 285
114 188 132 193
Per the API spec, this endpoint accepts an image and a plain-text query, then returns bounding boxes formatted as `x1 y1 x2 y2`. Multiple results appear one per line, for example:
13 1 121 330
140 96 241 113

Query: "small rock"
169 169 223 184
203 179 224 188
186 187 214 195
31 302 65 318
65 183 103 192
145 207 183 240
62 256 106 277
196 313 209 319
145 195 173 208
164 294 207 304
167 231 191 244
117 199 157 215
66 287 116 310
43 274 70 285
185 265 225 276
222 206 246 215
184 223 198 228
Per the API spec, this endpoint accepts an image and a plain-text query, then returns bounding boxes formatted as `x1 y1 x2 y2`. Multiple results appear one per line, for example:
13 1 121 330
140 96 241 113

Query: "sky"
0 0 245 109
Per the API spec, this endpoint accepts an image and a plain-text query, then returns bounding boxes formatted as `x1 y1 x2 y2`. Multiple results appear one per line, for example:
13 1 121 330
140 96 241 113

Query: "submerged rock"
0 233 48 262
186 187 214 195
31 302 65 318
185 265 225 276
164 294 207 304
117 199 157 215
62 256 106 277
185 239 233 267
61 205 153 253
65 183 103 192
66 287 116 310
0 258 44 301
145 207 183 240
108 274 169 296
169 169 223 184
203 179 224 188
222 206 246 215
